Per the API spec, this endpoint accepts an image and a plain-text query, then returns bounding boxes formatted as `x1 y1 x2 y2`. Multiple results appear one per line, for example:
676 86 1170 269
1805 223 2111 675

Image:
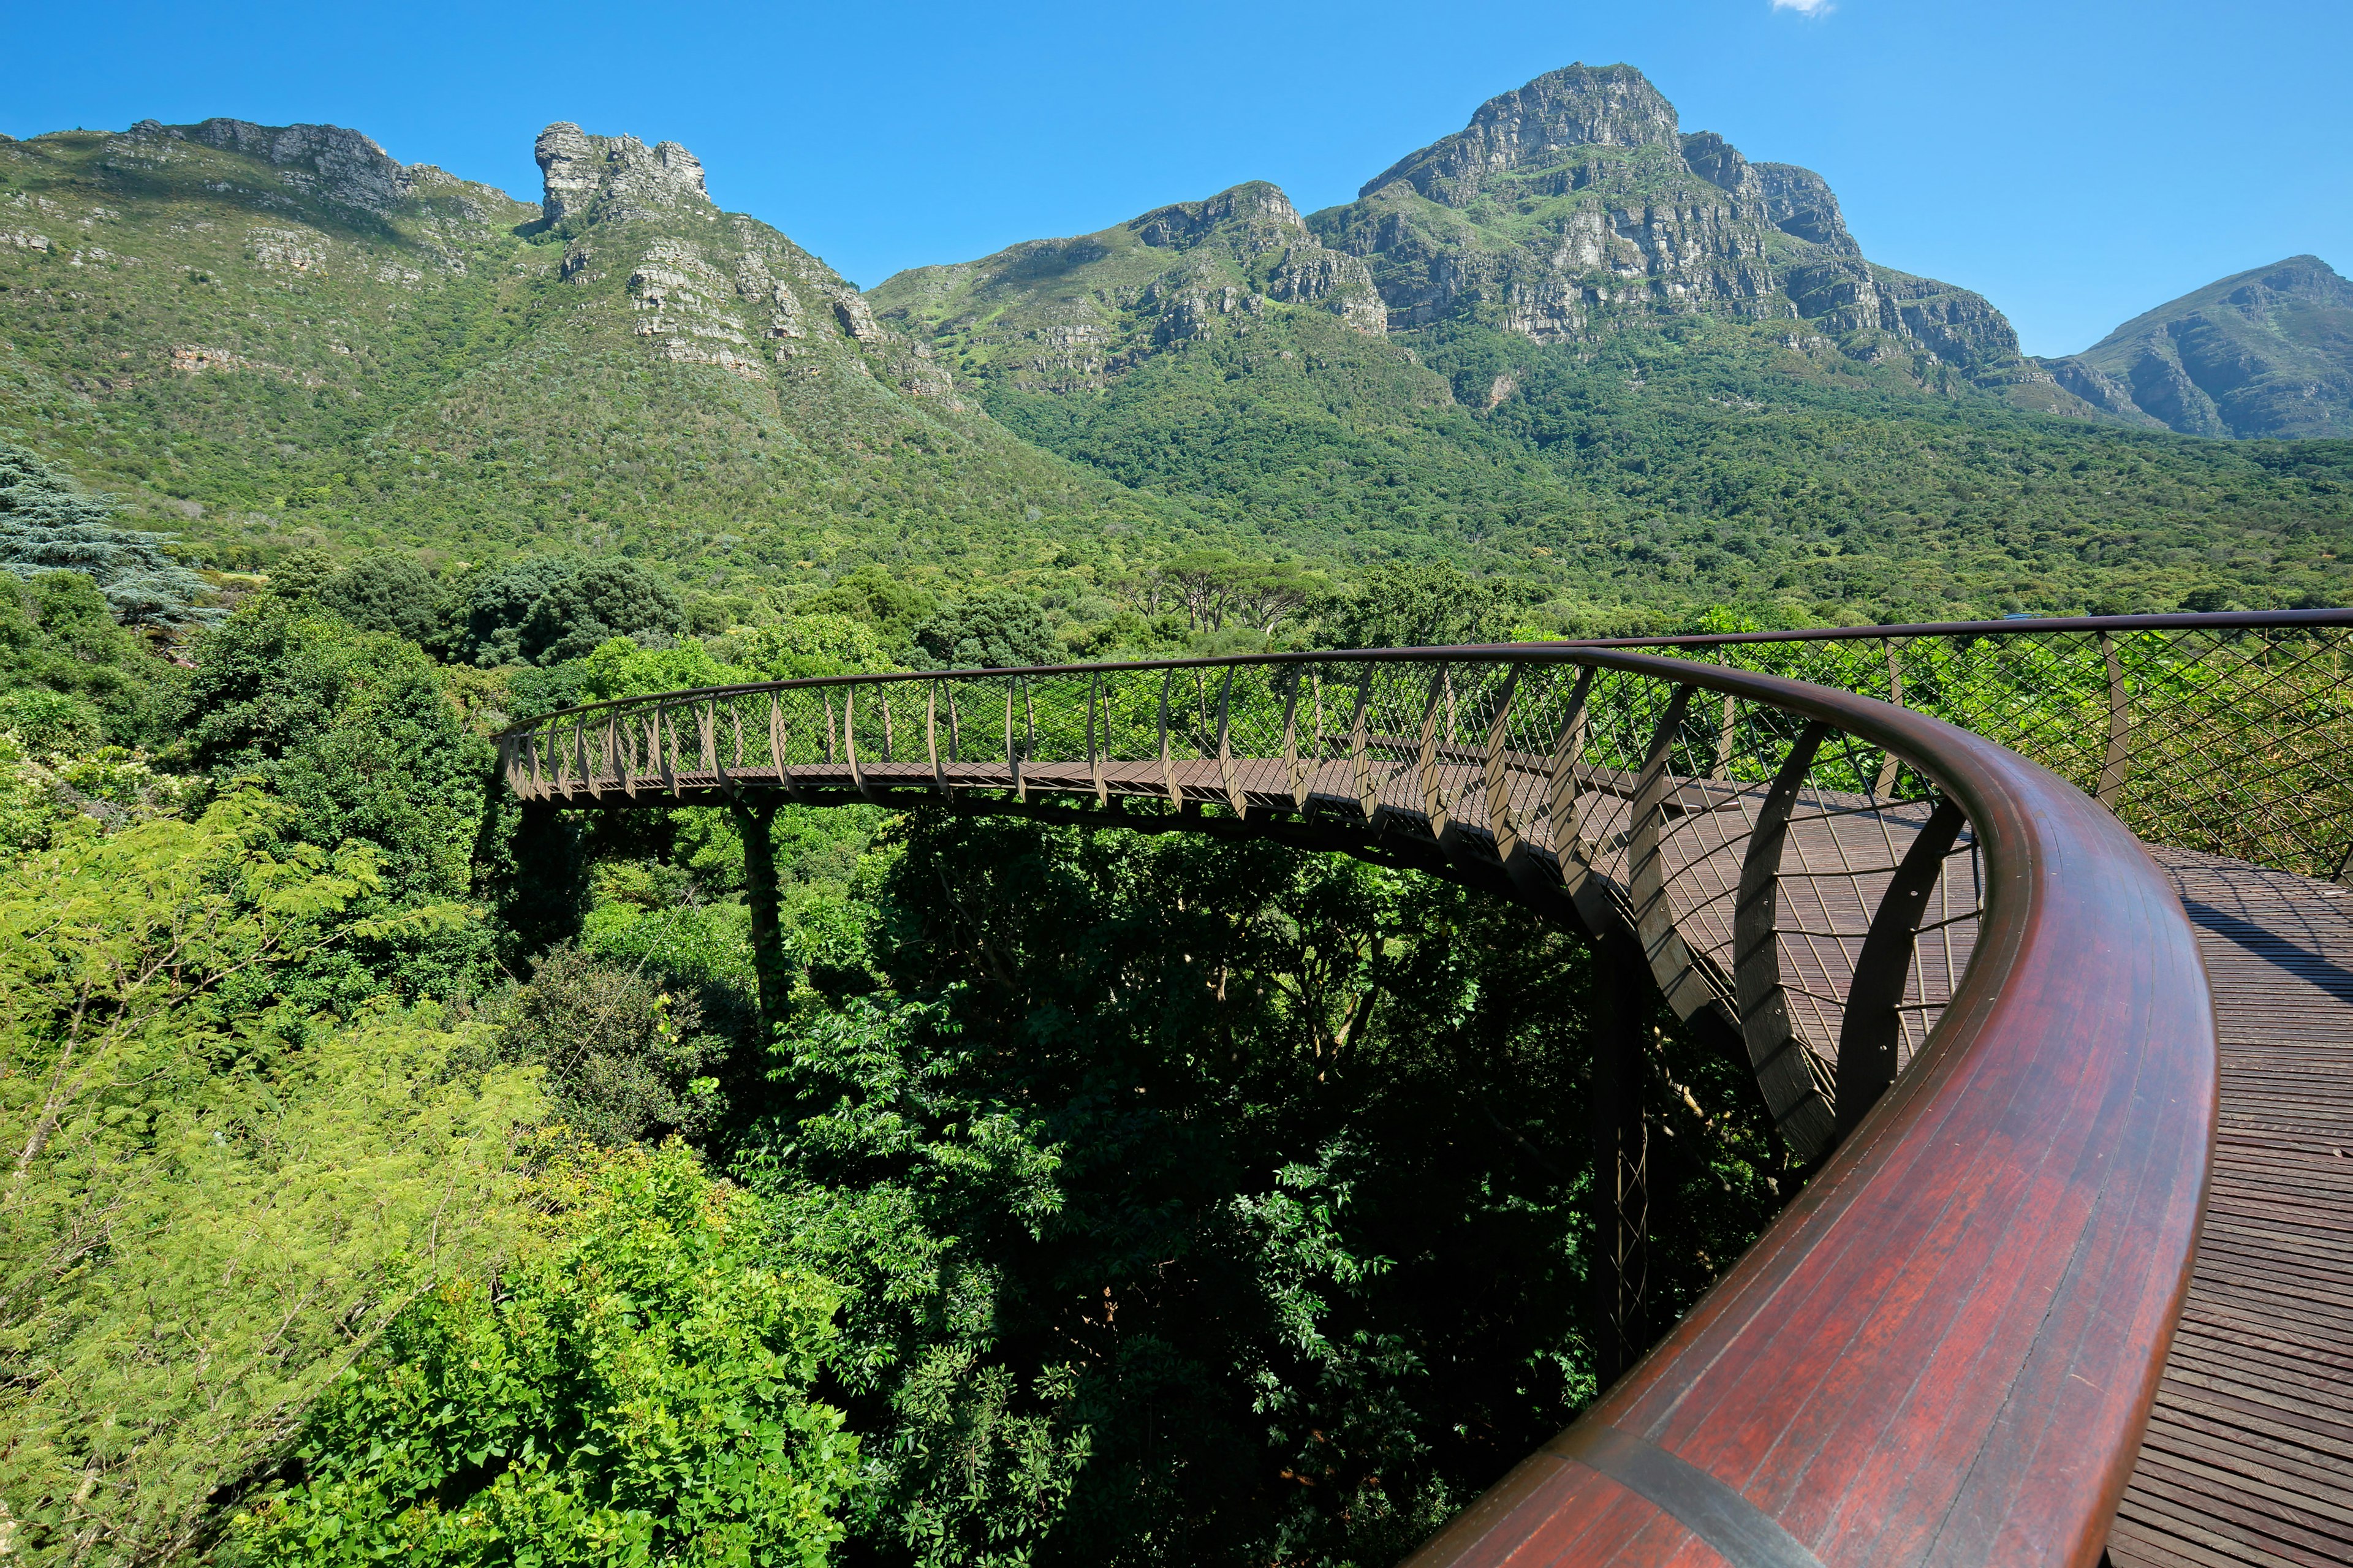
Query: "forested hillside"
0 118 1190 595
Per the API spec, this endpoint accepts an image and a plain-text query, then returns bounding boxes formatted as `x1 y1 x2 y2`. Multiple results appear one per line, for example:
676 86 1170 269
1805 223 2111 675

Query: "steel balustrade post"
1629 686 1727 1021
1088 671 1105 808
1418 664 1449 836
1733 721 1838 1161
1349 667 1375 824
770 695 798 800
928 680 945 795
1874 638 1906 796
661 707 679 797
1833 797 1969 1140
2099 631 2132 808
1159 668 1180 808
1711 649 1735 781
1215 665 1244 817
1006 678 1025 803
847 687 870 801
1279 668 1306 811
1484 665 1522 855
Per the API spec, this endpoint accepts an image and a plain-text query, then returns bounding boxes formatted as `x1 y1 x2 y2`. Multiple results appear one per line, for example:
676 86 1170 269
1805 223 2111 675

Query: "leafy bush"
315 553 445 643
911 588 1059 670
495 945 729 1145
237 1141 860 1568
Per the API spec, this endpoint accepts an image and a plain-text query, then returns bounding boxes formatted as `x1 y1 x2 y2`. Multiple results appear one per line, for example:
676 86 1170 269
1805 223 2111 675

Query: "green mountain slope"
870 182 1602 561
2037 254 2353 439
872 65 2353 619
0 118 1183 586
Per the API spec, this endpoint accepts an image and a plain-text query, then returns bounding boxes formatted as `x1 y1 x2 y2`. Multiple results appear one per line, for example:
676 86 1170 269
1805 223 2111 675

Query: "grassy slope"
0 126 1205 594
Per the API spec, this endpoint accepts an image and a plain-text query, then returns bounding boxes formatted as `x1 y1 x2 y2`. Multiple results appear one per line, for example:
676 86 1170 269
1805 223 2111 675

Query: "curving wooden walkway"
2112 850 2353 1568
497 641 2353 1566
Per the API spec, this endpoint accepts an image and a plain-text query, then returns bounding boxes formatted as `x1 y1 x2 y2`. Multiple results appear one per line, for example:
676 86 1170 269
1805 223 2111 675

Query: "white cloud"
1772 0 1834 14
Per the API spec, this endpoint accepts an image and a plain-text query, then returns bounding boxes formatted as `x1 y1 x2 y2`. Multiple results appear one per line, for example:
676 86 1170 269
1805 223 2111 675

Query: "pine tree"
0 441 216 627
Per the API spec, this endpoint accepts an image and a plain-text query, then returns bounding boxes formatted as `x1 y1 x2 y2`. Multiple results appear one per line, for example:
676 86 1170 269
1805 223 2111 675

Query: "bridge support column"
729 797 789 1044
1590 926 1651 1387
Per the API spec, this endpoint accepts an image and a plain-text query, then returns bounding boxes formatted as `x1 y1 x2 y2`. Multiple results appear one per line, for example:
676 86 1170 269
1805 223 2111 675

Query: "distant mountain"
3 88 2351 623
870 63 2353 618
1313 64 2055 398
0 117 1172 581
2036 256 2353 439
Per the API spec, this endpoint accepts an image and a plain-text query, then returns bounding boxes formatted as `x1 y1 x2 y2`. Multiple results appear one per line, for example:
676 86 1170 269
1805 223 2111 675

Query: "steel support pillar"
1590 925 1651 1387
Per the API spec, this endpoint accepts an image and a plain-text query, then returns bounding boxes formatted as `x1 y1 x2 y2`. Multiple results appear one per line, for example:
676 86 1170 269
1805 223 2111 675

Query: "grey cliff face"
535 122 712 228
534 123 955 404
1362 64 1683 207
132 118 411 213
1307 63 2017 381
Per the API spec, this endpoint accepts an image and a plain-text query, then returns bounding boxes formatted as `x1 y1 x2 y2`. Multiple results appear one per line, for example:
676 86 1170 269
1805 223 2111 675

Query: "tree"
0 795 534 1562
237 1142 859 1568
1322 563 1525 650
0 572 183 746
798 566 937 654
315 554 445 644
911 588 1059 670
178 602 498 999
0 439 216 628
460 556 687 667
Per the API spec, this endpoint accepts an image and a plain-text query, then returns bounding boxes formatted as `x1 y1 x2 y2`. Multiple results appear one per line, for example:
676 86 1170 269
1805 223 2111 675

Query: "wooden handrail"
1395 652 2215 1567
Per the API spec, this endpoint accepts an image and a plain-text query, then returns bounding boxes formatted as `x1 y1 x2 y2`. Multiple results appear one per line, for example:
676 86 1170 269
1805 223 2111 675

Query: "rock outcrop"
1308 63 2028 384
869 178 1386 393
532 123 958 402
127 118 413 213
534 123 712 228
2036 256 2353 439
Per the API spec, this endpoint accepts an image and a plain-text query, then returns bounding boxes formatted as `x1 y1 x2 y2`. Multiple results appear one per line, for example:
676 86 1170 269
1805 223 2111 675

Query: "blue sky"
9 0 2347 356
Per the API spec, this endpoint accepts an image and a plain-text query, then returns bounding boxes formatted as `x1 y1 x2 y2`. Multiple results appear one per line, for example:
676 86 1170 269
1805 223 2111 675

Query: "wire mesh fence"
1615 612 2353 879
499 647 2007 1161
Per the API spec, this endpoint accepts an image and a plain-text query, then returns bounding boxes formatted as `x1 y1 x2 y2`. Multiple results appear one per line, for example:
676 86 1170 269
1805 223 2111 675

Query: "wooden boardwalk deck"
2111 850 2353 1568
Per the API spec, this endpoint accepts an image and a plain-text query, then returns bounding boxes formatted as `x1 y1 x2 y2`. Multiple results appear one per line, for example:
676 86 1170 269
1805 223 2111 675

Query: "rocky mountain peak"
535 122 712 228
129 117 410 212
1361 62 1681 206
1129 181 1304 251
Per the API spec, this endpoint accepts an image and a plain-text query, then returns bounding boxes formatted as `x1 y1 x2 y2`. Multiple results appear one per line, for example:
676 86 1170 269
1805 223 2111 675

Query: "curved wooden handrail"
496 645 2218 1567
1399 655 2215 1568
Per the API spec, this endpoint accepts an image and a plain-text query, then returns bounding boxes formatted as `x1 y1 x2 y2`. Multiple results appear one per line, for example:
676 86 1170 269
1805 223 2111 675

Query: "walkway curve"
498 643 2219 1567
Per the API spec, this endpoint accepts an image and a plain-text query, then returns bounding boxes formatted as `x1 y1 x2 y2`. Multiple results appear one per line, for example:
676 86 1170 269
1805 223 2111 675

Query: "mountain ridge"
2034 254 2353 439
4 82 2352 627
0 115 1188 591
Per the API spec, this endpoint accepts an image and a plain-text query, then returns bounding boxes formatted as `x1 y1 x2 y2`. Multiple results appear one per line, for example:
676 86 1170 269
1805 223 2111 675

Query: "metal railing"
1575 609 2353 880
496 631 2223 1566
